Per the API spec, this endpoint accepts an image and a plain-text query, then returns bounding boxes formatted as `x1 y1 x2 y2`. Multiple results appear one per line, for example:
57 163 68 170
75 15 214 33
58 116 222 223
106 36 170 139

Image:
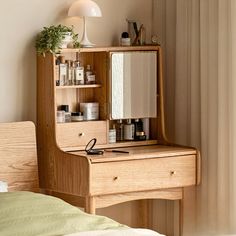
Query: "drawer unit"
56 121 107 148
90 155 196 195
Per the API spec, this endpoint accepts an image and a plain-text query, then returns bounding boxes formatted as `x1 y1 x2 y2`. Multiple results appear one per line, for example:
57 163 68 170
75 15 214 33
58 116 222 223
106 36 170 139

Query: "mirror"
111 51 157 120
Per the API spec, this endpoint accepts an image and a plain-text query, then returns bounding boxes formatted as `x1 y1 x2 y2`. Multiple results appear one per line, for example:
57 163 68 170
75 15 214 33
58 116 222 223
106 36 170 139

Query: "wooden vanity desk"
37 45 200 234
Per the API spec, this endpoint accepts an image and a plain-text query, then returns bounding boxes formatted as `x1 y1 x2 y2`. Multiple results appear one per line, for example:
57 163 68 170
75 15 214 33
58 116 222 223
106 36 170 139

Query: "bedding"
0 191 125 236
65 228 164 236
0 191 164 236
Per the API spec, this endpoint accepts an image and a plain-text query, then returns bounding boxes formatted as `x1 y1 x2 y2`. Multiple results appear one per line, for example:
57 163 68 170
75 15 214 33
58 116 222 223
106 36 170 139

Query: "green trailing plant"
35 24 79 56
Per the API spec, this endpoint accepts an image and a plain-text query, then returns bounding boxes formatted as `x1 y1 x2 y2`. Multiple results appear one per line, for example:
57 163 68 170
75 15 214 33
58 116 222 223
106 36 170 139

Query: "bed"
0 121 164 236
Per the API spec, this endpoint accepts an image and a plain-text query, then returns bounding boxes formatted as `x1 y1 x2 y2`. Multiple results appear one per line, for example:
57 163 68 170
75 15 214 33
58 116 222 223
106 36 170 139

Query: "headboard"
0 121 39 192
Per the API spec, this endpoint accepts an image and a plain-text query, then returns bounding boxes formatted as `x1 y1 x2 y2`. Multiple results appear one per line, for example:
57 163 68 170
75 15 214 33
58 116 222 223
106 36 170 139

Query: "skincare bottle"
60 105 71 122
59 56 67 86
124 119 134 140
75 61 84 85
109 125 116 144
116 119 124 141
66 60 73 86
142 118 150 140
85 65 95 84
69 61 75 85
55 57 60 86
134 119 143 140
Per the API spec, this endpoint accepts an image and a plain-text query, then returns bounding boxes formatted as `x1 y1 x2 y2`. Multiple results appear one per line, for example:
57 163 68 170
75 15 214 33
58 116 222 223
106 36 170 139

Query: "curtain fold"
153 0 236 235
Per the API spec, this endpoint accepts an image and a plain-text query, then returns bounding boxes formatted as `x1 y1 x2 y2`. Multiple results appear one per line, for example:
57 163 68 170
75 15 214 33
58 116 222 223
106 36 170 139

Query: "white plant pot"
60 33 73 49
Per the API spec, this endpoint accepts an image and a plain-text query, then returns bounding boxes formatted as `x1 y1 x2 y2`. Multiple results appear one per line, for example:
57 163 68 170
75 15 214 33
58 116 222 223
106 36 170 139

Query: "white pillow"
0 181 8 192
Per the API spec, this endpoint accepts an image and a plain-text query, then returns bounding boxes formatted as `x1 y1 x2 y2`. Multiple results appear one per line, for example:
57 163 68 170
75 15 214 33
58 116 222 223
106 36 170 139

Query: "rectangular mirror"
110 51 157 120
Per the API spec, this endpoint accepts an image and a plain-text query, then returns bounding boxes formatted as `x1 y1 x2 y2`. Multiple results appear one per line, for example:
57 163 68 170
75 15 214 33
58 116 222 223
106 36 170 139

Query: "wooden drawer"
56 121 107 148
90 155 196 195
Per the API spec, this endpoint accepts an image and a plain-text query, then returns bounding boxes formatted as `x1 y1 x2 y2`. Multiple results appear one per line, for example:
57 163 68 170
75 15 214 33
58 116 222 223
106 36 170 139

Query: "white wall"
0 0 152 122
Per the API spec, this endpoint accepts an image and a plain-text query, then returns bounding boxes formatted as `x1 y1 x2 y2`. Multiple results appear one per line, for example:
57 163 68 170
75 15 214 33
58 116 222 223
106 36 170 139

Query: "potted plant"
35 24 80 56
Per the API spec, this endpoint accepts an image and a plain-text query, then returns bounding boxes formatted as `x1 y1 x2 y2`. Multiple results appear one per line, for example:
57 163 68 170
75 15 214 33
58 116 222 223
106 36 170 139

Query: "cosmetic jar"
80 103 99 120
57 111 65 123
71 112 84 122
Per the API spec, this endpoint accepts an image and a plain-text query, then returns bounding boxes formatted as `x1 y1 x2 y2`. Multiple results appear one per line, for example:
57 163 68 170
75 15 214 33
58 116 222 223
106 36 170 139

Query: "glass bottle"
116 119 124 141
59 56 67 86
74 61 84 85
124 119 134 140
65 60 73 86
55 57 60 86
134 119 143 140
85 65 95 84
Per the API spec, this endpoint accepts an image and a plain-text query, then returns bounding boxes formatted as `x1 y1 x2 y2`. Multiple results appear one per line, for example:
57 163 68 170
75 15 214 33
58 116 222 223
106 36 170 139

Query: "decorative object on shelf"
68 0 102 47
120 32 131 46
35 25 79 56
126 19 146 45
151 35 159 45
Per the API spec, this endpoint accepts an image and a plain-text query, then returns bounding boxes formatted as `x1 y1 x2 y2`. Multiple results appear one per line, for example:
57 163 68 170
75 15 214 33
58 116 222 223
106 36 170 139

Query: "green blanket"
0 191 126 236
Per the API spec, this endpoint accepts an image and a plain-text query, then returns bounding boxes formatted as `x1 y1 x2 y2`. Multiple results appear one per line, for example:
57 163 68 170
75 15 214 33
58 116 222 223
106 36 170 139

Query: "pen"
112 150 129 154
105 150 129 154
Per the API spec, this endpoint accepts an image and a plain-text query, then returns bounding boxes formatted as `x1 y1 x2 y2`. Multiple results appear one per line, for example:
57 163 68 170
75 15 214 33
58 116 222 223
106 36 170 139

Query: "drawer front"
90 155 196 195
56 121 107 148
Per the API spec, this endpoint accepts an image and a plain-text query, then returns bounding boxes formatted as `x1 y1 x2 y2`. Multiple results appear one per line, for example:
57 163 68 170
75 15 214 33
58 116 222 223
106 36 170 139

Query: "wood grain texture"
0 121 38 192
37 46 200 236
94 188 183 209
90 155 196 195
56 121 107 148
74 145 197 163
37 53 90 195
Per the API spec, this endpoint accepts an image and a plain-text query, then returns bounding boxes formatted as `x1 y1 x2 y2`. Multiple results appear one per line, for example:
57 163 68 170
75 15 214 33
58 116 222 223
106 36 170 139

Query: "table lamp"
68 0 102 47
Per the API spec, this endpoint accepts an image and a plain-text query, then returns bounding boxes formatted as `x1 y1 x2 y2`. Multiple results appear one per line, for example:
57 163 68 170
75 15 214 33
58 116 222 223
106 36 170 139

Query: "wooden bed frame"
0 121 38 192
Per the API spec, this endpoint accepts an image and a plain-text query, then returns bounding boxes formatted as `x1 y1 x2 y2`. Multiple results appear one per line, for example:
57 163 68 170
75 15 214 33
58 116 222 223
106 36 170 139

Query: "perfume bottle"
59 56 67 86
74 61 84 85
65 60 73 86
85 65 96 84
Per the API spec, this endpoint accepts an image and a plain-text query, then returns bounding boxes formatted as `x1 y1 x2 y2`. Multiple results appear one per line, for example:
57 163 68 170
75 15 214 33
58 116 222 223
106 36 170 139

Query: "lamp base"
80 38 95 48
80 16 95 48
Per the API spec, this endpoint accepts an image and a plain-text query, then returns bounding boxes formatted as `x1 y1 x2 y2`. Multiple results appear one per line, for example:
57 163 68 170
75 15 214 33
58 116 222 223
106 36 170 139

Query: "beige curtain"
153 0 236 235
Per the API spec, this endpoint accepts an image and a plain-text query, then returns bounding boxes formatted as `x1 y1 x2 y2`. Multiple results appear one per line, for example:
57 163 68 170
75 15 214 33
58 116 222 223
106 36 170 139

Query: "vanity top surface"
70 145 197 163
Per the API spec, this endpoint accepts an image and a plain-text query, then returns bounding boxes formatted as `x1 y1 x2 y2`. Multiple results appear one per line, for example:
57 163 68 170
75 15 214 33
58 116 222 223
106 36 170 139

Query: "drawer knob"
78 133 85 137
170 171 176 176
113 176 119 181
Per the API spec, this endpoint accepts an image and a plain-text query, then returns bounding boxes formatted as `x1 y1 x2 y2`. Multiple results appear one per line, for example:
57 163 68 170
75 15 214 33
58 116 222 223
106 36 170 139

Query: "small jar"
71 112 84 122
120 32 131 46
57 111 65 123
60 105 71 122
109 128 116 143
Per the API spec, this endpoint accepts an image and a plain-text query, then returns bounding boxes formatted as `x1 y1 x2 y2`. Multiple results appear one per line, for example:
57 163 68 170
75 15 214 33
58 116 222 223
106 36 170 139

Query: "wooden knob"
170 171 176 175
78 133 85 137
113 176 118 181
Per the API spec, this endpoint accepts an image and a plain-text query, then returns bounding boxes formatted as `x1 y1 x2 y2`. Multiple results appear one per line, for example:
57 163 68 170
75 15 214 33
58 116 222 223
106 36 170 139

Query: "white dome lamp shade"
68 0 102 47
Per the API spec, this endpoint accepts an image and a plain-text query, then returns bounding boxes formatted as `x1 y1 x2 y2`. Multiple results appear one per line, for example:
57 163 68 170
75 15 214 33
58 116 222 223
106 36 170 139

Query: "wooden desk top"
70 145 197 163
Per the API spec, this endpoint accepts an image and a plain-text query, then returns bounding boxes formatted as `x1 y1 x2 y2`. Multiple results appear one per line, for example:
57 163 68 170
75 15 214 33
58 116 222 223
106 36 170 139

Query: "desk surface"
70 144 197 163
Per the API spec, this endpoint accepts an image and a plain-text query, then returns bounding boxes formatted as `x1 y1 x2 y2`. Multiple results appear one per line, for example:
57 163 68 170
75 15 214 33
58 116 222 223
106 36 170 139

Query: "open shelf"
62 139 158 152
56 84 102 89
